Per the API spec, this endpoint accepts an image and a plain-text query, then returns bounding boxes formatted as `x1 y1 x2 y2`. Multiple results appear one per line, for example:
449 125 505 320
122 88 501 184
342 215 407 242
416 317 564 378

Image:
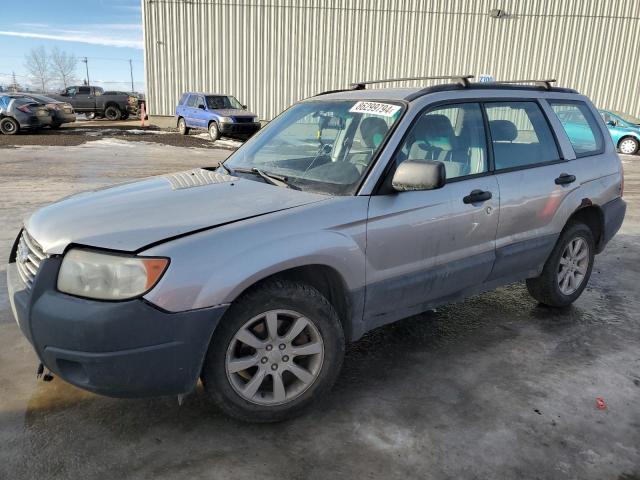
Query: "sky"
0 0 144 92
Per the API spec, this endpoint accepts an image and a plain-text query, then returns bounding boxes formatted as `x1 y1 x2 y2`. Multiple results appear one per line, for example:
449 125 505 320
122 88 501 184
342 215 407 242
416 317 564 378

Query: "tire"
177 117 190 135
526 222 595 307
201 280 345 423
104 105 122 121
208 121 220 141
618 136 639 155
0 117 19 135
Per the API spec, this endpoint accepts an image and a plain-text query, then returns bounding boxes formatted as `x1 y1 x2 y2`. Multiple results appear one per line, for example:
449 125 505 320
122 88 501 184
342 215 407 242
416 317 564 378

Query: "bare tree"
50 47 78 89
24 47 52 92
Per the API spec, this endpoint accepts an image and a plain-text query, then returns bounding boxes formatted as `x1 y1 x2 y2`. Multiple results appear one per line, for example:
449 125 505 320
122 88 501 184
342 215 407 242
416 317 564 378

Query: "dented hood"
25 169 327 254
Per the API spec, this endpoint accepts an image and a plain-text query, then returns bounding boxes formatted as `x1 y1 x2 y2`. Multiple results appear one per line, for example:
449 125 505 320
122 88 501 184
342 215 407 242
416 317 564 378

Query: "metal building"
142 0 640 120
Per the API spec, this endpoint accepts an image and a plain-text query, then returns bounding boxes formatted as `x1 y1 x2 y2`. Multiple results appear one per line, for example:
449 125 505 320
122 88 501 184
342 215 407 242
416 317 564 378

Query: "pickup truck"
49 86 138 121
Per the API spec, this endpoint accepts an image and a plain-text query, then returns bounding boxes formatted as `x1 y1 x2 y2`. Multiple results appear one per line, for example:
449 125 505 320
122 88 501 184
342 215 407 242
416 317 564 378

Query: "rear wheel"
201 280 345 422
104 105 122 121
526 222 595 307
0 117 19 135
618 137 639 155
208 121 220 141
177 117 189 135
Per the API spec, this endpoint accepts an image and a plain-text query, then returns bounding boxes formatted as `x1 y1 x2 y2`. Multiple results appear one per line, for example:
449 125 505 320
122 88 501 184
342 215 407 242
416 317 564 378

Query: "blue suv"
175 92 260 141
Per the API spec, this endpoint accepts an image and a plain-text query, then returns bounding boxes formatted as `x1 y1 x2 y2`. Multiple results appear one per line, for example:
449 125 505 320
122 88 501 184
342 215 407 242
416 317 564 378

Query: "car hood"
212 108 257 118
25 169 327 254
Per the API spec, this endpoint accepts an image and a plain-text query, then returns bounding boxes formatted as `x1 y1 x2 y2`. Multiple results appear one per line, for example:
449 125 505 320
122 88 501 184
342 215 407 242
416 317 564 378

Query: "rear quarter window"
549 101 604 157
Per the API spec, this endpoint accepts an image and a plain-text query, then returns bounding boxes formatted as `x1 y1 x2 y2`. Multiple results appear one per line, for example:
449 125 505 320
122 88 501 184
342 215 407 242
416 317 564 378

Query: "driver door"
364 102 499 329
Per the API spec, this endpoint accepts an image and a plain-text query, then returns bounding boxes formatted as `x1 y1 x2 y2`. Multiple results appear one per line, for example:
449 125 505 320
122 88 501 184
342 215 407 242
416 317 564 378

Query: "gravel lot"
0 119 243 150
0 134 638 480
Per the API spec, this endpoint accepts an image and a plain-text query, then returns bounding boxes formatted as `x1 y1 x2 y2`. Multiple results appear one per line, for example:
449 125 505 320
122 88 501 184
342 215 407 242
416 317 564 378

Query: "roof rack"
350 75 474 89
496 79 557 90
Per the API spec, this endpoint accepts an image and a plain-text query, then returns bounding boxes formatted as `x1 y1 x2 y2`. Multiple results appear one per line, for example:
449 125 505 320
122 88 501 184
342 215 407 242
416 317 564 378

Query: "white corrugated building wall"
142 0 640 120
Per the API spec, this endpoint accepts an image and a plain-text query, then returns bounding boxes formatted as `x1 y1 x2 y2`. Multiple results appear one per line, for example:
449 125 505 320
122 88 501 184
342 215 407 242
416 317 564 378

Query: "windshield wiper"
227 166 300 190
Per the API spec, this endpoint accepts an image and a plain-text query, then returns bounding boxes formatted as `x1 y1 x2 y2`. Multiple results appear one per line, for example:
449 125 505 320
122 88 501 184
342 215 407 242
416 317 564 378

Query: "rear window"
550 101 604 157
485 102 560 170
179 93 189 105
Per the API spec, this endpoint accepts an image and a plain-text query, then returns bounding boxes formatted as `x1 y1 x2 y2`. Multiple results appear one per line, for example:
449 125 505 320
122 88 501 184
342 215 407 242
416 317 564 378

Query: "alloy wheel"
557 236 590 295
225 309 324 406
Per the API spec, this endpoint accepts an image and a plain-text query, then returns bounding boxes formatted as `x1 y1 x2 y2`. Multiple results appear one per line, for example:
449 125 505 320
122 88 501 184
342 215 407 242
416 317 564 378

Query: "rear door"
365 102 499 328
484 100 573 281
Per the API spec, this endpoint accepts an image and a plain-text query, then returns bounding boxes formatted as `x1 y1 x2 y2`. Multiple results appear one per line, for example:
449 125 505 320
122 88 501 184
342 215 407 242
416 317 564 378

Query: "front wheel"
208 121 220 141
618 137 639 155
201 281 345 422
0 117 19 135
526 222 595 307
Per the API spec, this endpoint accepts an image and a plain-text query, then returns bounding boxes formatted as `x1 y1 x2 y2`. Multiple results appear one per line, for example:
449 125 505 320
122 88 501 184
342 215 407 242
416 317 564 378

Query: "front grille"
15 230 46 289
233 117 254 123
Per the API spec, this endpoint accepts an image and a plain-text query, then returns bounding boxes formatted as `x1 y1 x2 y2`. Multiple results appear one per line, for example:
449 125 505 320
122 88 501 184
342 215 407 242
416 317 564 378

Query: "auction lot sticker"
349 101 401 117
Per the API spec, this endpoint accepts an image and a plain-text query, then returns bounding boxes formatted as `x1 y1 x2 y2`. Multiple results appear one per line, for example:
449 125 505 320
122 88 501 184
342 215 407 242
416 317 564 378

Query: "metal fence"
143 0 640 120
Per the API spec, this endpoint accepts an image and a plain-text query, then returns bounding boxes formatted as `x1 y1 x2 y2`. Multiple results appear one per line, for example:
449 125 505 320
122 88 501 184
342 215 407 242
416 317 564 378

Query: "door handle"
463 189 492 204
555 173 576 185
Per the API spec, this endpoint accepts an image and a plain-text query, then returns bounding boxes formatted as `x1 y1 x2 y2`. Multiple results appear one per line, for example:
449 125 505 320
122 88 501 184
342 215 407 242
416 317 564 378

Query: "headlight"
57 249 169 300
219 116 233 123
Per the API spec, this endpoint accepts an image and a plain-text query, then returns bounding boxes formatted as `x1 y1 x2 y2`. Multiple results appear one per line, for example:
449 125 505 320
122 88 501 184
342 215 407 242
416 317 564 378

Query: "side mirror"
606 120 616 127
242 104 247 110
198 104 206 110
392 160 446 192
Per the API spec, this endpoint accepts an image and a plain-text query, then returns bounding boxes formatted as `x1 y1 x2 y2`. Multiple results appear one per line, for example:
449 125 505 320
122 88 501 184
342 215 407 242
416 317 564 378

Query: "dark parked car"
0 93 52 134
49 86 138 121
20 93 76 128
175 92 260 140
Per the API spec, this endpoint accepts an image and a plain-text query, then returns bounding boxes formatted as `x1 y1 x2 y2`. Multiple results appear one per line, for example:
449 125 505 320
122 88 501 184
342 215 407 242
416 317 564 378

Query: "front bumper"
8 255 227 398
219 121 261 135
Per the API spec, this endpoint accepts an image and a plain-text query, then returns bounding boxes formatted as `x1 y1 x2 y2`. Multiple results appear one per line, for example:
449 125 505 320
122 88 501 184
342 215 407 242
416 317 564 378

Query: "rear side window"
485 102 560 170
549 101 604 157
179 93 189 105
186 95 198 107
78 86 90 94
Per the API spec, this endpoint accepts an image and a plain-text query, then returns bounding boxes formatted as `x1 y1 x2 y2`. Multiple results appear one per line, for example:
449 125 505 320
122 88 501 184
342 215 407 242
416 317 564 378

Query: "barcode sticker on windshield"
349 101 401 117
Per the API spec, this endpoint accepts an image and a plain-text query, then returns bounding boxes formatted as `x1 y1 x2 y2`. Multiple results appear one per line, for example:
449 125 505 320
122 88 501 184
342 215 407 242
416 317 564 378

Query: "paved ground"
0 137 638 479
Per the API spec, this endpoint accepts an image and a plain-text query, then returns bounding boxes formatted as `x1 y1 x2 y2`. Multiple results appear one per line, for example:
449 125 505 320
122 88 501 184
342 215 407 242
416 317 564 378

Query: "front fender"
142 197 369 313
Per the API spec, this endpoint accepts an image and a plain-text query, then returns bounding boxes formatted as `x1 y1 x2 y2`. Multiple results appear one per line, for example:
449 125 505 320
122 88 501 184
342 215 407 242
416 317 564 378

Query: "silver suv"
8 76 626 422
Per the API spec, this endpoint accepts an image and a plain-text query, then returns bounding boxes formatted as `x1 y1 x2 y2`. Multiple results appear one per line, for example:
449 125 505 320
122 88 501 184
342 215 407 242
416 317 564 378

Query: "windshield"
611 110 640 125
206 95 243 110
223 100 404 195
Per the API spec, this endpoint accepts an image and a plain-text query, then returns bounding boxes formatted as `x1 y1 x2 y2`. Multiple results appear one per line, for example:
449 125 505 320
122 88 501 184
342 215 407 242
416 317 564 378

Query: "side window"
186 95 198 107
179 93 188 105
395 103 488 180
196 96 205 108
78 86 90 95
485 101 559 170
549 101 604 157
0 96 7 109
66 87 77 96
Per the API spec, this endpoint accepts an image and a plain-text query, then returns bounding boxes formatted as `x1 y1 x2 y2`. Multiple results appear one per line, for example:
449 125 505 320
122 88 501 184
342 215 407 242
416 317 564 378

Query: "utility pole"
11 71 18 92
129 59 134 93
82 57 90 86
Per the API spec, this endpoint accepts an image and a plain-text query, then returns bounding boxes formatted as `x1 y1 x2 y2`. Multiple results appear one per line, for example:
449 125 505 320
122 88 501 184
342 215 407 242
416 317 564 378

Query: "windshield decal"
349 101 401 117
